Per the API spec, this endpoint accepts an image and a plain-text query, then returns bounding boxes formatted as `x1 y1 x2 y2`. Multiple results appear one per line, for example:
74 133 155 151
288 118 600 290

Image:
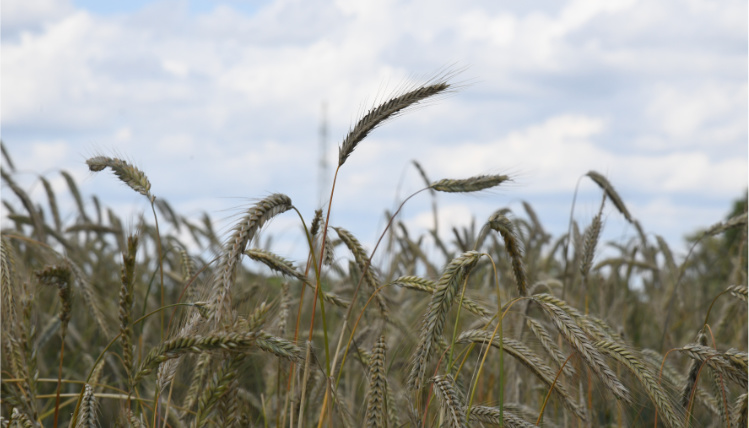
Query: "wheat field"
1 75 747 427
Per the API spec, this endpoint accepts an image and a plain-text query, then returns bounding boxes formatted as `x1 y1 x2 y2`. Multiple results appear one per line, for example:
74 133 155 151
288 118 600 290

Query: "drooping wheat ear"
86 156 154 201
408 251 480 390
41 176 62 232
681 344 748 389
245 248 349 308
580 195 605 279
656 235 678 278
67 258 110 338
334 226 388 318
586 314 621 341
2 169 45 241
456 330 585 421
488 212 528 296
245 248 308 285
585 171 633 223
468 406 536 427
595 339 684 427
709 356 730 426
119 234 138 377
642 348 720 418
213 193 293 318
183 353 213 414
75 384 99 428
255 331 304 360
338 80 450 167
36 264 73 335
60 170 89 221
430 174 510 193
727 284 748 302
681 332 708 410
704 212 748 237
328 378 356 428
135 331 257 383
522 200 547 238
365 335 388 428
733 392 748 427
194 355 242 427
431 374 467 428
533 296 630 402
389 275 490 317
525 317 575 377
310 208 323 237
532 293 604 339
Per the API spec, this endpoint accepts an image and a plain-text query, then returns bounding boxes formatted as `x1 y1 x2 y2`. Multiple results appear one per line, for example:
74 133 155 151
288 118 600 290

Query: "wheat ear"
525 317 575 377
86 156 154 201
488 212 528 296
1 169 45 241
339 81 450 167
586 171 633 223
334 226 388 318
580 195 605 279
213 193 293 319
389 275 490 317
533 296 630 402
681 344 748 389
119 235 138 378
408 251 480 390
133 331 302 384
1 236 18 334
75 384 99 428
733 393 748 427
365 335 388 428
194 355 242 427
9 408 35 428
431 174 510 193
456 330 585 421
595 339 683 428
245 248 349 308
468 406 536 427
432 374 467 428
67 259 111 337
727 284 748 302
41 176 62 232
704 212 748 236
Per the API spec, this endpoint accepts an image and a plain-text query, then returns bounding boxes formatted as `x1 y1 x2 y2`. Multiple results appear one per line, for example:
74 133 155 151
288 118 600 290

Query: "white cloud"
420 114 608 191
115 127 133 142
30 141 71 172
2 0 745 258
2 0 74 37
161 59 189 78
646 82 746 145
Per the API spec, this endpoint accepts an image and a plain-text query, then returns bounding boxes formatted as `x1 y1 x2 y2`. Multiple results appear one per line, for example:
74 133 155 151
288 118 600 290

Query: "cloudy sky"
2 0 747 263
